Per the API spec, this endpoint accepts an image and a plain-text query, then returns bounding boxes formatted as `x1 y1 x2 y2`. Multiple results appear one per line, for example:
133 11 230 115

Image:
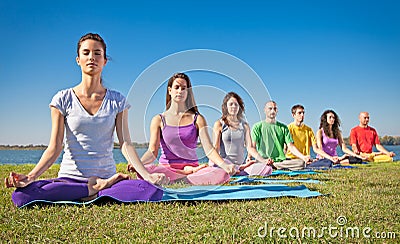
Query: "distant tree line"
343 136 400 145
0 144 48 150
1 136 399 150
379 136 400 145
1 142 149 150
113 142 149 148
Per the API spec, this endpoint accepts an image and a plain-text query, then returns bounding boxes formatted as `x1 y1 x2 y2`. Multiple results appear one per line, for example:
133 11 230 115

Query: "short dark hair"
291 104 304 115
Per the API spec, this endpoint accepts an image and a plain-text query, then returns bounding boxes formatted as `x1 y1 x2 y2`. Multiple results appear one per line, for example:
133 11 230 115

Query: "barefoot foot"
183 164 208 174
192 164 208 173
88 173 131 193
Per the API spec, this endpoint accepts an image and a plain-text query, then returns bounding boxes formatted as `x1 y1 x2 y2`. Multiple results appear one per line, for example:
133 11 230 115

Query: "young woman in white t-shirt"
5 33 168 207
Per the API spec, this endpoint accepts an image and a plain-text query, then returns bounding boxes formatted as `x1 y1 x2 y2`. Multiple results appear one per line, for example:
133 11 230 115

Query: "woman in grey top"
211 92 272 176
5 33 168 207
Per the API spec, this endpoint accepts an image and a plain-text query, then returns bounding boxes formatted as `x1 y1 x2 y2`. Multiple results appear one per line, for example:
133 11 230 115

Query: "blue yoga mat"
18 184 322 208
270 170 319 176
230 176 320 184
161 184 322 201
307 162 366 170
307 165 358 170
332 165 357 169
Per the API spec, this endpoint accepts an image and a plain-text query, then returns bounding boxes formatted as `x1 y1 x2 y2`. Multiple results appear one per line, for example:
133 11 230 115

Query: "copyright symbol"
336 216 347 226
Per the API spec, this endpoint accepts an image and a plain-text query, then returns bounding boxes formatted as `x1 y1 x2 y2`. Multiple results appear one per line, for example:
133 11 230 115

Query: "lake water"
0 147 207 165
1 145 399 165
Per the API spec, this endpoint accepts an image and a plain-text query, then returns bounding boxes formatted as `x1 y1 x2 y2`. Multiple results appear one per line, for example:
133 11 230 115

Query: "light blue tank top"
219 120 246 165
50 88 130 180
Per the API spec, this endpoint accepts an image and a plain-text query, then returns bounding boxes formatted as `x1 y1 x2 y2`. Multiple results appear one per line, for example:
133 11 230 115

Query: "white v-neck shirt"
50 88 130 180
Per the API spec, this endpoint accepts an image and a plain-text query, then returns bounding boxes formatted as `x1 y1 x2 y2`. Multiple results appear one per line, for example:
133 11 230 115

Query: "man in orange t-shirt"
350 112 395 162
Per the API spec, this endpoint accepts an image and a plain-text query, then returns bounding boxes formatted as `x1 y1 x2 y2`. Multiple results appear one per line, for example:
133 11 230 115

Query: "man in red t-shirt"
350 112 395 162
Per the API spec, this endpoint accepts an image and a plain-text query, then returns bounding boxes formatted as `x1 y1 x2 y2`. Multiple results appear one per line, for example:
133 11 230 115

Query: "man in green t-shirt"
251 101 310 170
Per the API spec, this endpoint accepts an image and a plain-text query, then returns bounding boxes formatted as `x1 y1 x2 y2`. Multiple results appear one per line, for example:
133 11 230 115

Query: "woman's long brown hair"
165 73 199 114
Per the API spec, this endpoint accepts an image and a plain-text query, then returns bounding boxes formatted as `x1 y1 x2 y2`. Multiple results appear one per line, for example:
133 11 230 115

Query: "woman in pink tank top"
132 73 236 185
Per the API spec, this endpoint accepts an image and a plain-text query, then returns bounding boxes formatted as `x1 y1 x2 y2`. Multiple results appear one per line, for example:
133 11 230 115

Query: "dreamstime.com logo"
257 216 397 240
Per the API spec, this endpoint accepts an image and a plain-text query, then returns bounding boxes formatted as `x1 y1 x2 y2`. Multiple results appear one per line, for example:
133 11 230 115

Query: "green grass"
1 162 399 243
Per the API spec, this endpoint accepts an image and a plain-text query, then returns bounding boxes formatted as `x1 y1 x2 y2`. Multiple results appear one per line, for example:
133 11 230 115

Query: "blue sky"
0 0 399 145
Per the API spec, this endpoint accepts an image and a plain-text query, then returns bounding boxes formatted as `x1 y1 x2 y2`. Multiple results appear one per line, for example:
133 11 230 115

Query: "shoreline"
0 145 48 150
0 142 205 150
1 138 399 150
0 144 149 150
